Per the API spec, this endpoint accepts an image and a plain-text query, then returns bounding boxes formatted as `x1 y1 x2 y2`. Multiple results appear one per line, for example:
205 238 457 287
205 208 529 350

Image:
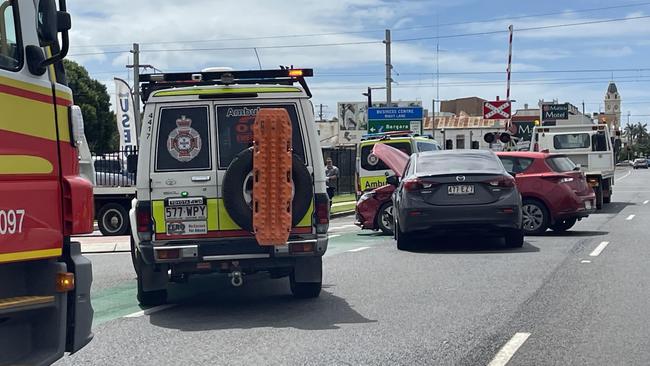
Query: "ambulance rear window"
216 104 305 169
155 106 211 172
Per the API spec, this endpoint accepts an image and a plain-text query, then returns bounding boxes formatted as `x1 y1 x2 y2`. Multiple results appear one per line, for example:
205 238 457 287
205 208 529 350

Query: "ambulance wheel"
131 237 168 307
223 147 313 232
98 203 129 236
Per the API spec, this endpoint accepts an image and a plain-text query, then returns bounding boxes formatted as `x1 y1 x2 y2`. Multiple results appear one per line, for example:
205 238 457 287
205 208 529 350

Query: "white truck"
79 141 136 235
531 123 615 209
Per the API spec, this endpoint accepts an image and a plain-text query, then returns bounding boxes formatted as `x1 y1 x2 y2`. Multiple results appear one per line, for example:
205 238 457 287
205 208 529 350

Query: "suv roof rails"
139 68 314 102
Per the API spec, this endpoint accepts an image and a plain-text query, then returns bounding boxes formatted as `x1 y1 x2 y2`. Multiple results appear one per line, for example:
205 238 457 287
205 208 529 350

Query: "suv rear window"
216 104 305 168
553 133 590 149
155 106 211 172
361 142 411 171
546 156 577 172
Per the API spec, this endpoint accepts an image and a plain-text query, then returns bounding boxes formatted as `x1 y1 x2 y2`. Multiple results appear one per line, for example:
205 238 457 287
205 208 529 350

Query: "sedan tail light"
403 178 435 192
486 176 516 188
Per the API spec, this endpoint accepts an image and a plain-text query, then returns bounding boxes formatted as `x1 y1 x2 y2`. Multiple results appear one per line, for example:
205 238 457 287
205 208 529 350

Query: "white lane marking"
347 246 371 253
581 260 592 264
329 234 341 239
616 170 631 182
124 304 176 318
626 214 636 221
330 224 358 231
589 241 610 257
488 332 531 366
644 200 649 205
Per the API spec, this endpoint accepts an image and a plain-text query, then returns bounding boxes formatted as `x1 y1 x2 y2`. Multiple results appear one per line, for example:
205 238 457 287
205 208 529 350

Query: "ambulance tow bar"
229 270 244 287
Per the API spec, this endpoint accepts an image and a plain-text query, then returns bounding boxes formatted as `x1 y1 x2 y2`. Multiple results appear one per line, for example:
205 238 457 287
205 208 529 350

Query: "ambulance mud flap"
223 149 312 232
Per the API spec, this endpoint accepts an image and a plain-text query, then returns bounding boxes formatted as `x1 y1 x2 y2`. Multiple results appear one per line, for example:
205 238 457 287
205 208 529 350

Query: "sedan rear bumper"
399 204 521 234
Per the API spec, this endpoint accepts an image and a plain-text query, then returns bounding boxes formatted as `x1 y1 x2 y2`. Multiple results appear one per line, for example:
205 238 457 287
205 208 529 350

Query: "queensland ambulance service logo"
167 115 202 162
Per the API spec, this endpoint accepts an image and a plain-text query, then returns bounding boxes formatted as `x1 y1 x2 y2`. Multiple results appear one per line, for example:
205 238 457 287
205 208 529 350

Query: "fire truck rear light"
56 272 75 292
288 69 304 77
157 249 180 260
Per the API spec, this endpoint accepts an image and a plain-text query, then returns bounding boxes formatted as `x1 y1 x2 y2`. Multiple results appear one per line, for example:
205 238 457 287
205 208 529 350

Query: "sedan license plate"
448 184 474 195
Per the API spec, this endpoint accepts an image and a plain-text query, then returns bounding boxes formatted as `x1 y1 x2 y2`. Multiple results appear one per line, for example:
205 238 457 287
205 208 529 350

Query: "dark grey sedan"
390 150 524 250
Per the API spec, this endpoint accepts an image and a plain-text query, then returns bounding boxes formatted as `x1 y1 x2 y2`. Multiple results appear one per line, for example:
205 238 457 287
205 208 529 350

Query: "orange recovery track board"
252 108 293 245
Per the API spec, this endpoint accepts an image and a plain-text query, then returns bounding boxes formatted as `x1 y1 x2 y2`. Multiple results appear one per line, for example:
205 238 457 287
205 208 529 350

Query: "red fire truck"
1 0 94 364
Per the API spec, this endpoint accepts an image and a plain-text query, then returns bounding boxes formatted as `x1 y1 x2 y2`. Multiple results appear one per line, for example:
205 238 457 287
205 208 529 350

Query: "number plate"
447 184 474 195
165 197 207 235
165 205 207 220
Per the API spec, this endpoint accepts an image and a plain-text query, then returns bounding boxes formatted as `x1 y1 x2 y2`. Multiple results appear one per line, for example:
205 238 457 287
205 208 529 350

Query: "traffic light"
484 133 495 143
499 133 511 143
471 141 479 149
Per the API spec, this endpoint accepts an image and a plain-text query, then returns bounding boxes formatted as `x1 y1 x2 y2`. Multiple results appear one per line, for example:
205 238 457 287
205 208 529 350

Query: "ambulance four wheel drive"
129 69 329 305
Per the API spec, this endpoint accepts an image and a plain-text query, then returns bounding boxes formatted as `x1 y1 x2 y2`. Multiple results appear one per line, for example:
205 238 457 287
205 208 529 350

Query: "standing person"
325 157 339 203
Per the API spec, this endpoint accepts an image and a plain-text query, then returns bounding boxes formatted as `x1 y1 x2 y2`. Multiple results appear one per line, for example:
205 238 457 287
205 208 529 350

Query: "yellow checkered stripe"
152 198 313 234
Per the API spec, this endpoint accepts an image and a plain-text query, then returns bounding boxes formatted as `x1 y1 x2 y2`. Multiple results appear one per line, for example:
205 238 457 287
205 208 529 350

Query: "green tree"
63 59 118 153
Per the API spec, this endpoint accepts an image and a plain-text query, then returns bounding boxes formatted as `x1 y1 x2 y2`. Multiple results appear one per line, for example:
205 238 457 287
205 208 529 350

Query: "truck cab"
0 1 94 364
531 123 615 209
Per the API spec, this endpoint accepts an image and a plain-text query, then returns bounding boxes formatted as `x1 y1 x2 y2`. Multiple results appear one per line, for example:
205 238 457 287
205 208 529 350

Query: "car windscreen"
216 104 305 169
553 133 590 149
361 142 411 171
546 156 577 172
155 106 212 172
416 153 503 174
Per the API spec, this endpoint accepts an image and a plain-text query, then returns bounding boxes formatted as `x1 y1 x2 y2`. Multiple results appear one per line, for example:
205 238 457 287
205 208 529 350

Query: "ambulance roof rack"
139 67 314 101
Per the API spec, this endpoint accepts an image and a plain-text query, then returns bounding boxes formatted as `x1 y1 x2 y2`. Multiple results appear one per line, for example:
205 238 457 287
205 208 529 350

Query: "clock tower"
604 82 621 129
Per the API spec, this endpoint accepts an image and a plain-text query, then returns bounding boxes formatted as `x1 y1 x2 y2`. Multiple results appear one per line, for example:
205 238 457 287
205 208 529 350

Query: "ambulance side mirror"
127 155 138 174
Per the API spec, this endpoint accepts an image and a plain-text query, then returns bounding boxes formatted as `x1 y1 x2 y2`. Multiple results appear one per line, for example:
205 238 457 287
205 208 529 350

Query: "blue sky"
66 0 650 124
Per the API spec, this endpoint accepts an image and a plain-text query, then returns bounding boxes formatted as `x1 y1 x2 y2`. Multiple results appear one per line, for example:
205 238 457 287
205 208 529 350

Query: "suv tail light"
136 201 153 241
314 193 329 234
487 176 516 188
542 175 574 184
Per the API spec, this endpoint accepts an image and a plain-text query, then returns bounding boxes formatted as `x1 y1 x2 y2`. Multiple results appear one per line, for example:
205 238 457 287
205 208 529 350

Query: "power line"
69 1 650 49
69 14 650 56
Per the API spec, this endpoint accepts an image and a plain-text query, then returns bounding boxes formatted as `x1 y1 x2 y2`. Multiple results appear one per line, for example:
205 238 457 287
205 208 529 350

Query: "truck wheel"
98 203 129 236
131 238 168 306
290 273 321 299
376 202 394 235
595 186 604 210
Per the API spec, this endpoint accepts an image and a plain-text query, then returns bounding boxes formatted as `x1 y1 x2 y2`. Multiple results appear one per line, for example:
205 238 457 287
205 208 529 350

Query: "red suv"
496 151 596 234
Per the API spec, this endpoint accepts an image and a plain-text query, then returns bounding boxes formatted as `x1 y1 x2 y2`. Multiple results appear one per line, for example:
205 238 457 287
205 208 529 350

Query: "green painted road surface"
89 227 386 327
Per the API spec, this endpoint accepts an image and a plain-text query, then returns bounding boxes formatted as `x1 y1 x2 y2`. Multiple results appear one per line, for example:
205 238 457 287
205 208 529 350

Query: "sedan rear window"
546 156 577 172
416 153 503 173
216 104 305 168
553 133 590 149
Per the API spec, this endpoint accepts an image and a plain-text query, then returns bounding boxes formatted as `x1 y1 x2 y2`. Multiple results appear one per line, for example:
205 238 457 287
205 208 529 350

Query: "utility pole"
383 29 392 106
131 43 141 137
318 104 328 122
432 98 436 138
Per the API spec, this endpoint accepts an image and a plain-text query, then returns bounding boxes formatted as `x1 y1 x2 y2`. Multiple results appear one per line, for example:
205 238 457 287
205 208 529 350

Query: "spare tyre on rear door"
222 147 313 232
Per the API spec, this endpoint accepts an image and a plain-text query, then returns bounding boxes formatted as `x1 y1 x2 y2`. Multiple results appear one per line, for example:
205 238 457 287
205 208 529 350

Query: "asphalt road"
57 167 649 365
